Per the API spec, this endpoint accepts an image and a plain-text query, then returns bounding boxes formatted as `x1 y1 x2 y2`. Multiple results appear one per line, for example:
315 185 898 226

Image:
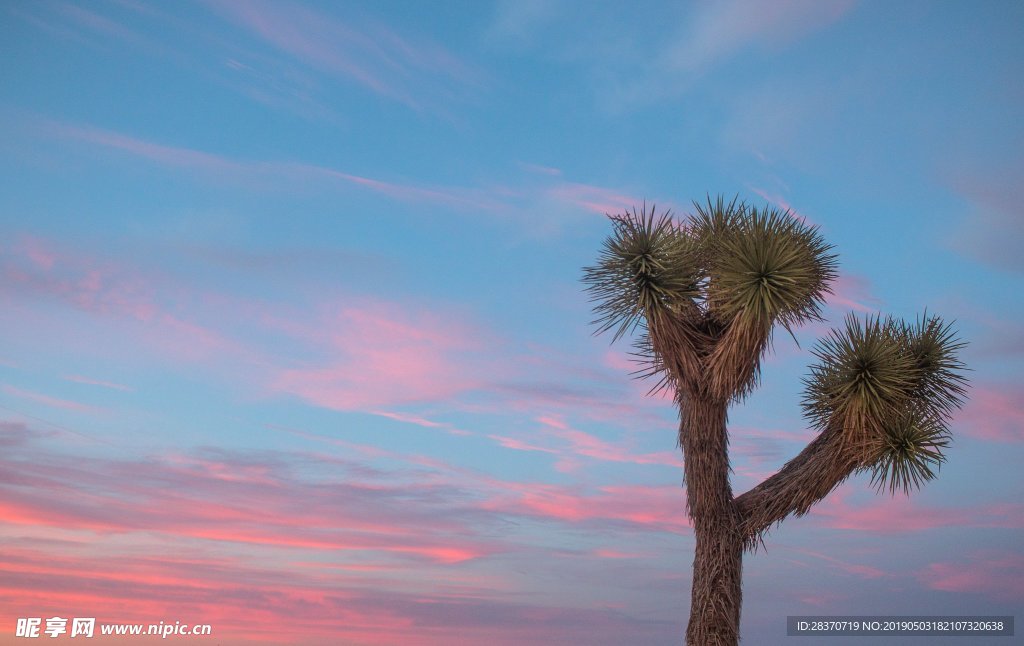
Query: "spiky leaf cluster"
867 409 951 495
802 313 968 494
904 312 969 416
803 314 915 426
694 198 837 332
582 205 701 342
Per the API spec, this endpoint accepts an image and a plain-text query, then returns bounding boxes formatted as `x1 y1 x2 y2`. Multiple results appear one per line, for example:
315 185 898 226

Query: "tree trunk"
680 396 743 645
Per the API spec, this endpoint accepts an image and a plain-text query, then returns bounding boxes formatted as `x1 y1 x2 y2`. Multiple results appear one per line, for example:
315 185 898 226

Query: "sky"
0 0 1022 644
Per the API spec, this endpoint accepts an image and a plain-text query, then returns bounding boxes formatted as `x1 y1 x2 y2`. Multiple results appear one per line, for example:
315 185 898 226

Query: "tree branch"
734 421 867 548
648 308 711 395
705 315 769 401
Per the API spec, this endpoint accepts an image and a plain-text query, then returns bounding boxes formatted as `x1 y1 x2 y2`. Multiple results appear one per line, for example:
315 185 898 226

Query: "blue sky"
1 1 1022 644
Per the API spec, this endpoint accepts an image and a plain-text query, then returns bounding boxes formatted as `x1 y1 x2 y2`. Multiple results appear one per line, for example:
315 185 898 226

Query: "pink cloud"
482 362 670 433
44 120 242 173
917 551 1024 603
0 542 673 645
3 236 243 363
481 410 680 468
39 119 507 211
213 0 394 96
519 162 563 177
547 182 642 215
483 482 689 532
299 162 507 211
0 430 688 644
809 489 1024 533
487 434 559 454
747 185 817 225
18 236 57 270
784 546 889 580
536 415 679 467
273 302 490 411
794 589 850 609
60 375 134 393
591 549 647 560
826 273 882 313
371 411 445 429
0 442 503 567
5 235 157 322
602 350 636 374
370 410 470 436
0 384 104 415
956 384 1024 442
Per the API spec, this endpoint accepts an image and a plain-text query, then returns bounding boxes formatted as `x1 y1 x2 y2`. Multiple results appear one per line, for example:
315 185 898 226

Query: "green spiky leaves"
695 198 837 332
905 313 970 416
802 313 968 495
583 205 701 342
583 197 838 344
868 409 951 495
584 197 842 402
803 315 915 426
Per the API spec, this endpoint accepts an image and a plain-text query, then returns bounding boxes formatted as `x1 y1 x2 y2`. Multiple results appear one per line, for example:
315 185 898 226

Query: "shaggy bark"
680 395 744 645
736 421 867 546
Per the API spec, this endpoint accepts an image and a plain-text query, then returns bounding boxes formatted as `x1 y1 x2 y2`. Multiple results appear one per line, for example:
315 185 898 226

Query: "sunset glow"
2 1 1022 644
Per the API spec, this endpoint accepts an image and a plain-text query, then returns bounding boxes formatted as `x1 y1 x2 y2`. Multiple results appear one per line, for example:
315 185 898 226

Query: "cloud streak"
272 301 492 411
206 0 484 112
956 384 1024 443
917 551 1024 603
34 118 509 212
0 384 105 415
809 489 1024 534
946 165 1024 273
665 0 857 74
0 420 691 643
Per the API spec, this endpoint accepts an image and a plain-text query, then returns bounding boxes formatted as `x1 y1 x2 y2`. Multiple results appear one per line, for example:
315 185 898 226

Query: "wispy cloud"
664 0 857 74
482 413 680 472
917 551 1024 603
482 482 689 533
205 0 485 112
0 384 105 415
809 489 1024 533
272 301 493 411
0 540 675 645
747 185 817 225
37 118 509 212
597 0 857 110
27 116 661 234
826 273 883 314
783 545 889 580
956 384 1024 443
946 165 1024 273
365 410 472 437
486 0 563 46
547 181 643 216
4 230 653 427
3 234 242 363
536 415 679 468
60 374 133 392
0 421 685 643
0 440 501 565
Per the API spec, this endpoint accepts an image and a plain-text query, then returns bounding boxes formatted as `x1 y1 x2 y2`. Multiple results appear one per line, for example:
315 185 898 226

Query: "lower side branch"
734 422 866 547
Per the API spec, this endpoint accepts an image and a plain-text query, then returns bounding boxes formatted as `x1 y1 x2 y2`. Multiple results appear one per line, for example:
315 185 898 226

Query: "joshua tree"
582 196 968 645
